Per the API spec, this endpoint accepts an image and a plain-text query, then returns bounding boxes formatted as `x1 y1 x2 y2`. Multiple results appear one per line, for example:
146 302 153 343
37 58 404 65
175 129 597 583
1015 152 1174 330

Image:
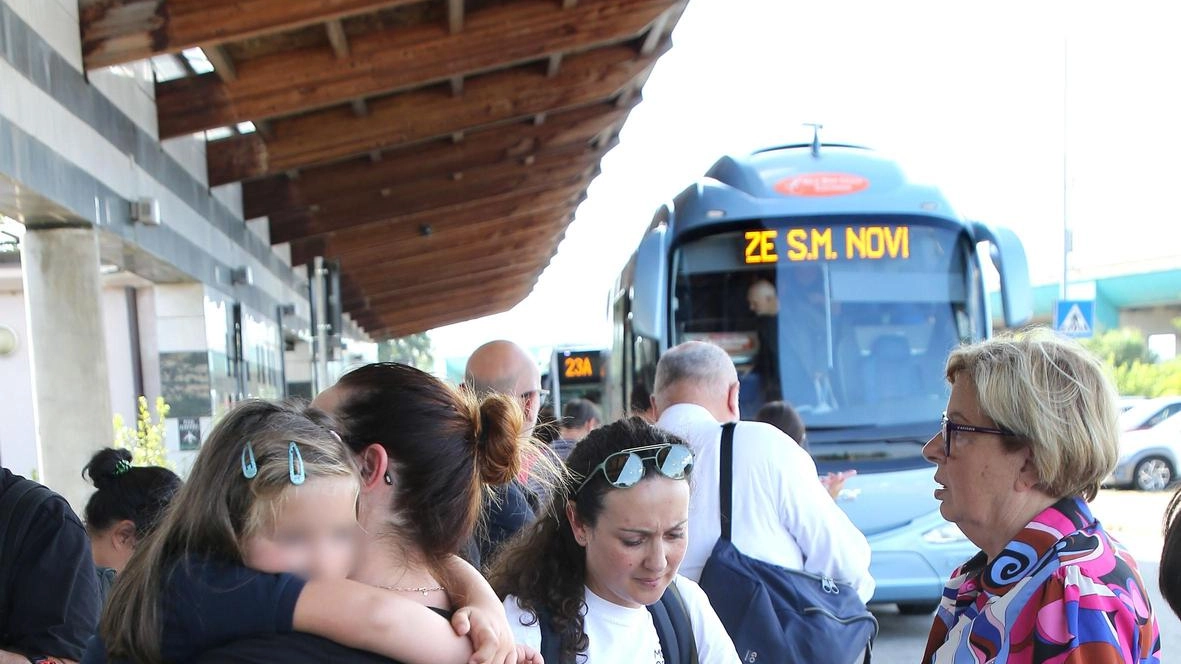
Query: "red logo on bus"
774 173 869 197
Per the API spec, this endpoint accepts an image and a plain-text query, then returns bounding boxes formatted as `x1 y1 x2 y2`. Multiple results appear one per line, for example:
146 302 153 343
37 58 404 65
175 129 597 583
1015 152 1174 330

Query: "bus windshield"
671 217 975 431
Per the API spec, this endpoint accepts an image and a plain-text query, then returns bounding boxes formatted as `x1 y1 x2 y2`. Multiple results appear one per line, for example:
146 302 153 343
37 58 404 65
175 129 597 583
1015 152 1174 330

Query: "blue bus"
604 140 1033 611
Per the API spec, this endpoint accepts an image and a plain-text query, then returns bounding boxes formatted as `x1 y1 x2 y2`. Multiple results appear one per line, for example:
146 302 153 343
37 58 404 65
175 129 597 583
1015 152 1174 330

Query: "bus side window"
633 336 659 413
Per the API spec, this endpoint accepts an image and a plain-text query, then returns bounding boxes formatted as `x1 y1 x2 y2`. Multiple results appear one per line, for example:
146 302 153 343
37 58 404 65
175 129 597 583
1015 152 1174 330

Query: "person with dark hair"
630 383 657 423
489 417 738 664
82 448 181 576
1161 488 1181 620
552 398 602 461
752 400 806 447
753 400 854 500
1 466 101 664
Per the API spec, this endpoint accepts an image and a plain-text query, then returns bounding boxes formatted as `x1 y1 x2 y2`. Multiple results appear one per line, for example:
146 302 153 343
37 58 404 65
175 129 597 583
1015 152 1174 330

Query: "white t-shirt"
503 576 738 664
656 403 875 603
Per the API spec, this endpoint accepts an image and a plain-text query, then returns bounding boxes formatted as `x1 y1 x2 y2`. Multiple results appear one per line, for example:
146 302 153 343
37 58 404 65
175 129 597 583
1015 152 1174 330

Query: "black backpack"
537 583 699 664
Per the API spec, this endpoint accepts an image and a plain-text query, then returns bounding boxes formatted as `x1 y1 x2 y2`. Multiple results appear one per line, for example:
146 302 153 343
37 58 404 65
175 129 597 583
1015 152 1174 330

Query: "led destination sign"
560 350 603 385
744 226 910 264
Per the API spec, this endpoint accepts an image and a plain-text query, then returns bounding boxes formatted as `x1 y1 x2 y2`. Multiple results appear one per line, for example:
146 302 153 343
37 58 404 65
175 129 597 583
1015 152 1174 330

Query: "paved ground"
865 487 1179 663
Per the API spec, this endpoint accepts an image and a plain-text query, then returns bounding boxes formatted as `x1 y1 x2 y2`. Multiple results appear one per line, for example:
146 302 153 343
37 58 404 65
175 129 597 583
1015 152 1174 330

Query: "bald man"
652 341 874 602
464 340 543 565
465 340 545 436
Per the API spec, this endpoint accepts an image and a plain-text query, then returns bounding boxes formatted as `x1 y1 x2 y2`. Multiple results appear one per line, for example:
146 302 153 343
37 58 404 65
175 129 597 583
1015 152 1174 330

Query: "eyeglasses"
939 412 1019 456
519 389 550 405
574 443 694 496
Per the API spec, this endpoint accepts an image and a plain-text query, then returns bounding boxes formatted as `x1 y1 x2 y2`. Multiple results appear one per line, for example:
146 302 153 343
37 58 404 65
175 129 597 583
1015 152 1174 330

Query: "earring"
384 472 393 485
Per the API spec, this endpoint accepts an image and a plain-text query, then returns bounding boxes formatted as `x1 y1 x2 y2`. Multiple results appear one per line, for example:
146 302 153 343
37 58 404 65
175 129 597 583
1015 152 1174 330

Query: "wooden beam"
243 102 624 217
288 181 586 264
347 264 542 310
258 145 595 224
325 20 350 59
338 211 569 279
448 0 465 34
370 286 531 331
205 46 237 82
346 241 551 293
640 8 673 56
81 0 423 69
156 0 676 138
267 149 601 243
206 44 659 183
344 227 564 292
383 298 530 336
379 294 532 337
357 279 539 335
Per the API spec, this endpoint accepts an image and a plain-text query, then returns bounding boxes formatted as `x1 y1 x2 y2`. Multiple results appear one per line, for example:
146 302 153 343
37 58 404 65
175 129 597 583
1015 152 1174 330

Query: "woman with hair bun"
82 447 181 574
186 362 557 663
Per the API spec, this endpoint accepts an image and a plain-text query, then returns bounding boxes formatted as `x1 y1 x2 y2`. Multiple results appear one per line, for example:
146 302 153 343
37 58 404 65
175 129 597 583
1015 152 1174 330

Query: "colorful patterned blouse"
921 496 1160 663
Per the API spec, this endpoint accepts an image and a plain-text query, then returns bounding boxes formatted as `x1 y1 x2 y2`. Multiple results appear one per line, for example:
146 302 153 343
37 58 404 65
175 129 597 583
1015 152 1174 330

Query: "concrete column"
20 222 114 513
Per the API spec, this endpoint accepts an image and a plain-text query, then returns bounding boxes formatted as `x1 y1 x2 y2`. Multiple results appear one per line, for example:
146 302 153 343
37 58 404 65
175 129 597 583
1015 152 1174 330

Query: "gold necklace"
379 584 445 596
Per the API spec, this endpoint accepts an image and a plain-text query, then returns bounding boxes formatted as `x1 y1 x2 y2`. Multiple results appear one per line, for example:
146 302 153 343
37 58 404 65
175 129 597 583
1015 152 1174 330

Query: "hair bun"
470 393 524 486
83 447 134 490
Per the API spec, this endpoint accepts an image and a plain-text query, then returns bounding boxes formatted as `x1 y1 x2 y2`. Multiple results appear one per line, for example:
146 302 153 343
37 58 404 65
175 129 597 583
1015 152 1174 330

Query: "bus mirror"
631 226 669 340
971 222 1033 327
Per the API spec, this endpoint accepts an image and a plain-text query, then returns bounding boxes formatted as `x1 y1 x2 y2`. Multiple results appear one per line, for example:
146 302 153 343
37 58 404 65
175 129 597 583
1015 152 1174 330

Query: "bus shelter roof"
81 0 686 337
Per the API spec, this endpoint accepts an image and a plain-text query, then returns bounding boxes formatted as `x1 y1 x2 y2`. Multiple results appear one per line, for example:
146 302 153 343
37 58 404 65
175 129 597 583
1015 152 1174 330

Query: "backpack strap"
659 581 699 664
536 606 566 664
718 422 737 541
648 590 680 664
538 586 701 664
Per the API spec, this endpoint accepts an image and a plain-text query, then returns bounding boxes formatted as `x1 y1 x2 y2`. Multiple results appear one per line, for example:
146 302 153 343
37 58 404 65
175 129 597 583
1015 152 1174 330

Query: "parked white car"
1119 396 1181 431
1109 410 1181 491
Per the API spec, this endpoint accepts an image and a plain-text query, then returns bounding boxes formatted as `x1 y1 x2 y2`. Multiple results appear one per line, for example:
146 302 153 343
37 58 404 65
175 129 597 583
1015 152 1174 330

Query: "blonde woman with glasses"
921 330 1160 663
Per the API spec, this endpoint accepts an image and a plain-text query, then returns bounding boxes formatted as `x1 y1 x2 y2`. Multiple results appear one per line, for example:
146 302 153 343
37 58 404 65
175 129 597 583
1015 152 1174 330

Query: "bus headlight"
922 523 968 544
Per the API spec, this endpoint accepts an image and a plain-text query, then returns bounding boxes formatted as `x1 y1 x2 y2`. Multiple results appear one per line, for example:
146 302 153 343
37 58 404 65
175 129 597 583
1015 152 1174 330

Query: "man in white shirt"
652 340 875 603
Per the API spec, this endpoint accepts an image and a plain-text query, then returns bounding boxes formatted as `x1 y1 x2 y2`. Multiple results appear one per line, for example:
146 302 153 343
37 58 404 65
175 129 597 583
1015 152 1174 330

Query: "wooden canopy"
80 0 686 337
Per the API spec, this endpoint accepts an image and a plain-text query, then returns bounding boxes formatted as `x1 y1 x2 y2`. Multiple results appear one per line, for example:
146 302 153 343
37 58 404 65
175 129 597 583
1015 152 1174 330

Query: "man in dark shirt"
464 340 542 566
1 467 101 664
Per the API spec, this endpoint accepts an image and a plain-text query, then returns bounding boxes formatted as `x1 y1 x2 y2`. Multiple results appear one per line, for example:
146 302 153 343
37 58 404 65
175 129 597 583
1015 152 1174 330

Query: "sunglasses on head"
574 443 694 496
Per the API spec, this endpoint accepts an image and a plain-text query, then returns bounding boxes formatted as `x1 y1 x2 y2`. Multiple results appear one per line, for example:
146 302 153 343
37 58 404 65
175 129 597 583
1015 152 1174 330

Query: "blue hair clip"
241 442 258 479
288 442 306 485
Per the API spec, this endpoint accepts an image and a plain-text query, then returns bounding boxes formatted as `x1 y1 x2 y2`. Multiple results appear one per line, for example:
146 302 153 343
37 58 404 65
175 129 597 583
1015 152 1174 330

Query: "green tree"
1082 328 1156 368
378 333 434 371
113 396 173 469
1083 327 1181 397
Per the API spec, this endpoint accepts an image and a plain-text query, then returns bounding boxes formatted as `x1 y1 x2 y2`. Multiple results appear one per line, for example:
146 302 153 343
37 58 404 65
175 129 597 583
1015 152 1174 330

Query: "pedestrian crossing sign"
1054 300 1094 338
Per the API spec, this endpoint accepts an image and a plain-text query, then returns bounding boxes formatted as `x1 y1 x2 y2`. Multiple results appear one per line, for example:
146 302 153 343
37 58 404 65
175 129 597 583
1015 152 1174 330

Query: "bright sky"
429 0 1181 361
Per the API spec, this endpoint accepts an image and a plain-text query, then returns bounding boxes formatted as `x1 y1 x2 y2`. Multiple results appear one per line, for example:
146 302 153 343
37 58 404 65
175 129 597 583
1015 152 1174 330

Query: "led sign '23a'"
744 226 910 264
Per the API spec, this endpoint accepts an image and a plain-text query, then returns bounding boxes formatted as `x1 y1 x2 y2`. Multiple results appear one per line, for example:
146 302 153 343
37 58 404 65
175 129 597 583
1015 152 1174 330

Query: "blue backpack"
537 583 699 664
698 423 877 664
